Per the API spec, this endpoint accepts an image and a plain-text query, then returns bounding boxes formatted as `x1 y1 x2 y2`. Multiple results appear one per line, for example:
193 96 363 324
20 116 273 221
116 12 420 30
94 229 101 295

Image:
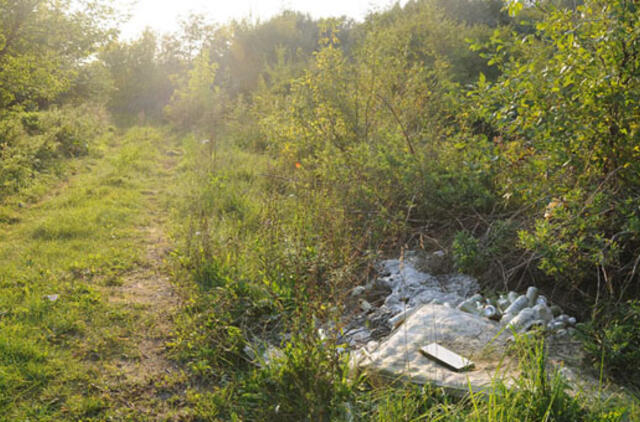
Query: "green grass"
0 126 179 420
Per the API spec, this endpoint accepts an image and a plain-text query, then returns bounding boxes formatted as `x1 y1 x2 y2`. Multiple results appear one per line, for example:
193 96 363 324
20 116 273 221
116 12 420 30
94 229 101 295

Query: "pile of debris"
343 251 583 392
343 251 577 348
456 287 577 336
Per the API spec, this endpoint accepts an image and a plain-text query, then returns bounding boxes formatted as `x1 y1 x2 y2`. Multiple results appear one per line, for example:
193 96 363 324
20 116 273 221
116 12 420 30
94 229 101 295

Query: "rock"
507 291 519 303
526 286 539 307
568 317 577 326
353 304 512 392
536 295 548 306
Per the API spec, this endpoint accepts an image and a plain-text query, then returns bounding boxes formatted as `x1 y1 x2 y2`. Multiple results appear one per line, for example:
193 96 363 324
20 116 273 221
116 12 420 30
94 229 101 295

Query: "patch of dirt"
99 220 185 419
108 225 178 366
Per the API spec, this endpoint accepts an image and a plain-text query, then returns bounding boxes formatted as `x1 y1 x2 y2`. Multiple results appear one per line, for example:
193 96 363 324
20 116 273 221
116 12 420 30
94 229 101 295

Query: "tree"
474 0 640 297
0 0 118 112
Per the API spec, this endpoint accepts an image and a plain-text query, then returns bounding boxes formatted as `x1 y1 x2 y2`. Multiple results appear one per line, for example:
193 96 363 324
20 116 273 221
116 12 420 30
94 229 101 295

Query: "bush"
580 300 640 390
232 330 357 421
473 0 640 298
0 105 108 200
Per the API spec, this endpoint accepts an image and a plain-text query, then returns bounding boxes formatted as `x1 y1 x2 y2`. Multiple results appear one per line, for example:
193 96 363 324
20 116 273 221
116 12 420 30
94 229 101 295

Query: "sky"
118 0 404 39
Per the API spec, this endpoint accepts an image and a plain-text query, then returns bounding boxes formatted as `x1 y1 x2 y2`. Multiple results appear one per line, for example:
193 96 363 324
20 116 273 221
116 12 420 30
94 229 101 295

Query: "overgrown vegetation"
161 0 640 416
2 0 640 419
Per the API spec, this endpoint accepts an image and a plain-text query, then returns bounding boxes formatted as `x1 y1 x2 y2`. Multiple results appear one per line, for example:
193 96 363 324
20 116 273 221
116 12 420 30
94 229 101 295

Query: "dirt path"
91 148 186 419
108 154 184 419
101 225 180 416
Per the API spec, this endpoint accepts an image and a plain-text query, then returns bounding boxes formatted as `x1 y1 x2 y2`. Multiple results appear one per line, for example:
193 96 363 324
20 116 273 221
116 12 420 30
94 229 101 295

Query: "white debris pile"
457 286 577 336
344 251 577 347
342 253 480 347
351 303 514 391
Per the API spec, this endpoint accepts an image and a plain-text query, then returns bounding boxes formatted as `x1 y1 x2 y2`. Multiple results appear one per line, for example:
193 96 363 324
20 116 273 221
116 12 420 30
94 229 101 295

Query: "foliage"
580 300 640 390
164 49 225 131
0 0 118 111
0 106 109 200
102 30 183 124
0 0 117 200
4 0 640 418
472 0 640 297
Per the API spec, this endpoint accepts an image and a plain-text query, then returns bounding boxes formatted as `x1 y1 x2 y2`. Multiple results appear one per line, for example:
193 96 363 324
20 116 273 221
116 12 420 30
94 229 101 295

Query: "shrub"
0 105 108 200
580 300 640 390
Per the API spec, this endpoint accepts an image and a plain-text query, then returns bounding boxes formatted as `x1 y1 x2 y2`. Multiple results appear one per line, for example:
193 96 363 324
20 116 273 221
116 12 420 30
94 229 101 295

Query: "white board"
420 343 474 372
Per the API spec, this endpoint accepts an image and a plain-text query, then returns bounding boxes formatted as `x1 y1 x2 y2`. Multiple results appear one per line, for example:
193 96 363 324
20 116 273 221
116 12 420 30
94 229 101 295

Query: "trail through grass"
0 127 185 420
